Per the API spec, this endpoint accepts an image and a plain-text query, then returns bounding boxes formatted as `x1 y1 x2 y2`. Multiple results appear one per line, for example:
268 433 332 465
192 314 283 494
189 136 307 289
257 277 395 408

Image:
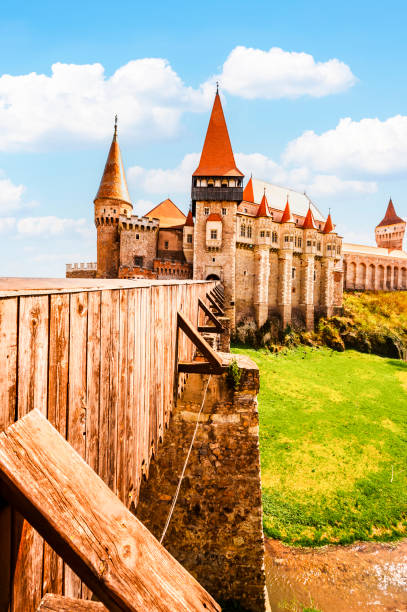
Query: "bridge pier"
136 353 268 612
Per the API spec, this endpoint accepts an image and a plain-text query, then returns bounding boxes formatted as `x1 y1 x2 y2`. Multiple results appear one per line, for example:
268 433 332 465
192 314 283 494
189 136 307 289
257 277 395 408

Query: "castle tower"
192 90 244 324
375 198 406 251
94 118 133 278
300 206 317 330
278 199 295 327
183 209 194 264
320 212 338 318
254 191 271 327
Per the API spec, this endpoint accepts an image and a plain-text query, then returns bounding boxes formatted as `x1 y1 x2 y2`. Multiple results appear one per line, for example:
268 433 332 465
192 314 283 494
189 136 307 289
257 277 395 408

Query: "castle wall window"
187 234 192 244
260 231 265 238
272 232 278 243
221 181 228 187
327 245 331 251
204 207 210 215
241 225 246 237
284 235 289 243
211 230 218 240
136 234 140 240
164 241 169 249
222 208 227 215
248 226 252 238
295 236 297 246
134 256 143 267
266 231 270 237
317 242 321 251
298 237 302 247
292 268 296 279
307 240 311 247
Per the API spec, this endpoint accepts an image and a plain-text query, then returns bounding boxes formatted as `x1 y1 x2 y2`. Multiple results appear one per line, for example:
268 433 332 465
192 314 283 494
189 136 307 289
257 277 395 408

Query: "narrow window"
260 230 265 238
292 267 296 279
164 241 169 249
285 235 289 243
317 242 321 251
136 234 140 240
247 226 252 238
307 240 311 247
298 237 302 247
241 225 246 237
211 230 217 240
266 231 270 237
187 234 192 244
222 208 227 215
204 207 210 215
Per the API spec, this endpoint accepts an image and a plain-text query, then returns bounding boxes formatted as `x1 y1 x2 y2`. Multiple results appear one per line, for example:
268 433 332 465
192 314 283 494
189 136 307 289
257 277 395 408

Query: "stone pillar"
277 251 293 328
299 254 315 330
135 354 268 612
320 256 334 318
254 245 270 328
218 316 231 353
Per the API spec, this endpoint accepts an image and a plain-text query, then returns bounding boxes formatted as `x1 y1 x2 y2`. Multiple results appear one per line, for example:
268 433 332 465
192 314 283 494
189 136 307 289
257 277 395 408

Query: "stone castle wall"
136 355 268 612
343 252 407 291
119 225 158 269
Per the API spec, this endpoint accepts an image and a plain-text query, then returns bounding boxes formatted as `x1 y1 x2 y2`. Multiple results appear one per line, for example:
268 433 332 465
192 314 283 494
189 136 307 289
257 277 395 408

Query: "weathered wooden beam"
37 594 106 611
206 293 225 317
0 410 220 612
178 361 224 374
198 298 224 332
177 312 224 369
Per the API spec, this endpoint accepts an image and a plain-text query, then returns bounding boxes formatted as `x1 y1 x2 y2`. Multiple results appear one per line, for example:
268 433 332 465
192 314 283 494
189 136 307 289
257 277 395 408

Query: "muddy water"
265 538 407 611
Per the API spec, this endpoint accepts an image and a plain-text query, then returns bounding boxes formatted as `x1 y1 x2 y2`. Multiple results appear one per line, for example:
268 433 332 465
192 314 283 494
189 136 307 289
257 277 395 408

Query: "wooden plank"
99 290 112 486
206 293 224 317
108 291 120 494
177 312 223 368
0 410 220 612
0 297 17 612
14 295 49 612
126 289 136 509
178 361 224 374
65 291 89 599
117 290 128 503
83 291 101 601
38 594 106 611
43 293 70 597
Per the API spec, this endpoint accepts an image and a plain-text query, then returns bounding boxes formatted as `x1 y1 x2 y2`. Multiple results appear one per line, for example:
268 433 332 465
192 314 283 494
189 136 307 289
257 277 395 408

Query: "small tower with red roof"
183 209 194 264
94 117 133 278
192 89 244 323
375 198 406 251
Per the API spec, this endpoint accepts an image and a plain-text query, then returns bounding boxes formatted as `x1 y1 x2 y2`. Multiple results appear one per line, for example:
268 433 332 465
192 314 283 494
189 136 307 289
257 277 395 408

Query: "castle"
67 92 406 328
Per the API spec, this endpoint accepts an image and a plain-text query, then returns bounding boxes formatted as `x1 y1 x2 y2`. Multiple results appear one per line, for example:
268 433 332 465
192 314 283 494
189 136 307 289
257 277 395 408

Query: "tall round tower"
375 198 406 251
94 118 133 278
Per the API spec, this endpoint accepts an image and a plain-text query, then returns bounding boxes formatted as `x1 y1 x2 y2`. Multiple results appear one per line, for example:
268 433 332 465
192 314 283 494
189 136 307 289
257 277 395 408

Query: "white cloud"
0 171 30 214
304 174 377 197
16 216 93 238
215 46 357 99
128 153 199 194
0 217 16 233
0 60 212 151
283 115 407 176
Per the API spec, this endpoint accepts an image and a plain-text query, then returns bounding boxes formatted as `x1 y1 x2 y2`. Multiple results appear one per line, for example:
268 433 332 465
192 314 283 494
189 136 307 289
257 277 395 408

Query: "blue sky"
1 0 407 276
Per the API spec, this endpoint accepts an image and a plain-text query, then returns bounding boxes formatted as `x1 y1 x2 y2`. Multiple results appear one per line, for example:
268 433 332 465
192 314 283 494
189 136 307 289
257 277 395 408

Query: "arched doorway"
206 274 220 281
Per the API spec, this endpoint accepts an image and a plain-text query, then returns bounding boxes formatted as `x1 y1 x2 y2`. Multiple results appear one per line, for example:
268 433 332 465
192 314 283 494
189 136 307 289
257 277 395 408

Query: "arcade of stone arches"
343 259 407 291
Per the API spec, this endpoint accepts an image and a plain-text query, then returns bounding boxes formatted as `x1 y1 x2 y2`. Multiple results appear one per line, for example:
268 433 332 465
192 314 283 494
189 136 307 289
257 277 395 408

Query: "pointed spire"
323 212 334 234
256 190 271 217
303 205 316 230
193 92 243 177
185 209 194 227
94 117 131 205
243 176 255 202
280 198 294 223
376 198 405 227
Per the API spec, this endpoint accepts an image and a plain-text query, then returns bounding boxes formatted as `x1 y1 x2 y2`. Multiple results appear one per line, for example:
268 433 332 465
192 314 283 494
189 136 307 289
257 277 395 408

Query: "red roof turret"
95 118 131 205
193 92 243 177
243 176 255 202
185 210 194 227
303 206 316 230
256 191 271 217
323 213 334 234
280 199 294 223
376 198 404 228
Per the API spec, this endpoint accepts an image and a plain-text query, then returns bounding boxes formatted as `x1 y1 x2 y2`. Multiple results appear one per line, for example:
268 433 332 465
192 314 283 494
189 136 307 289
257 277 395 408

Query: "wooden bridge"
0 277 229 611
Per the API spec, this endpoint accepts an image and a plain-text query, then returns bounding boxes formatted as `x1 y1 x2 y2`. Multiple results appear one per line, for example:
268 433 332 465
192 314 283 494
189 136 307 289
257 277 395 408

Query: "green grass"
232 345 407 546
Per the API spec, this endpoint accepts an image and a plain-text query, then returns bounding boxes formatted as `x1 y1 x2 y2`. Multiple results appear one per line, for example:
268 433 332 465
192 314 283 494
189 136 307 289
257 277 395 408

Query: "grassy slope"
232 345 407 546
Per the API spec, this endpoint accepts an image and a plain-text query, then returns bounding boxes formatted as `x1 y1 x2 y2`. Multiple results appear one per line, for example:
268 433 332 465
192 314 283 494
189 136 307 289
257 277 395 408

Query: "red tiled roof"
256 192 271 217
145 198 186 228
95 126 131 204
323 213 334 234
376 198 405 228
280 199 294 223
243 177 254 202
185 210 194 226
193 92 243 177
207 213 222 221
303 206 316 230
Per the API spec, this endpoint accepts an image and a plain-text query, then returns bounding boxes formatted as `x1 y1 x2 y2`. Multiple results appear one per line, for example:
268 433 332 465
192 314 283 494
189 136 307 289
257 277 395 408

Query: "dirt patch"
265 538 407 611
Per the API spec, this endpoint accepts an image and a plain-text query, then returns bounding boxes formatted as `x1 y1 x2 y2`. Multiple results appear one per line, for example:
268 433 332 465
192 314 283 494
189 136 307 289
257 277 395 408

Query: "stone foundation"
136 354 267 612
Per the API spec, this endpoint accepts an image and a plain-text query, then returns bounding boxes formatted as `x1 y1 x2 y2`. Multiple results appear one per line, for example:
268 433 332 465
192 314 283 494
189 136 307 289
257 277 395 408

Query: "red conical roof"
185 210 194 227
376 198 405 227
280 199 294 223
193 92 243 177
323 213 334 234
303 206 316 230
243 177 254 202
95 123 131 204
256 192 271 217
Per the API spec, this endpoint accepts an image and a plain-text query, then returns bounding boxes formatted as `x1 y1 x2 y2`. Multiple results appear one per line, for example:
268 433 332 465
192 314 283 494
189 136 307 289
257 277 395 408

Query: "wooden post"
0 410 220 612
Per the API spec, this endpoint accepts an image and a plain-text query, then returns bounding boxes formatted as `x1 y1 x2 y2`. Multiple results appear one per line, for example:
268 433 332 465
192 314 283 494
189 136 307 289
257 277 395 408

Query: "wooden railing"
0 278 215 611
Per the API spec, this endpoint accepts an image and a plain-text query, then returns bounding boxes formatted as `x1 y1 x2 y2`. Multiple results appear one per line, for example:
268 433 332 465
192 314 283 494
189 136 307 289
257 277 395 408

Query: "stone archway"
206 274 220 281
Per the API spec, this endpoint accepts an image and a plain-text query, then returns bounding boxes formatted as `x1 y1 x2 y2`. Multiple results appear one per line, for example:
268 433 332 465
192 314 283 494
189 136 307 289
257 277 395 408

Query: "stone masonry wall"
135 354 267 612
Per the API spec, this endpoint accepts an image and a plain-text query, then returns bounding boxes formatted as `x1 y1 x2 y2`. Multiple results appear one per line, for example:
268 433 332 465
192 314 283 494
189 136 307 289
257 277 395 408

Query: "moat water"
265 538 407 611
